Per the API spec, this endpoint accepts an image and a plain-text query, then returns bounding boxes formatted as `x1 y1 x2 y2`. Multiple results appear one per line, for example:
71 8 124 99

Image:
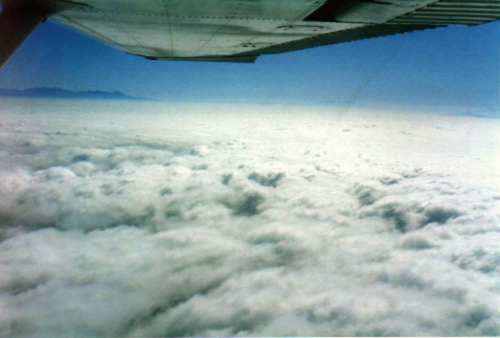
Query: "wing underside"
52 0 500 62
1 0 500 67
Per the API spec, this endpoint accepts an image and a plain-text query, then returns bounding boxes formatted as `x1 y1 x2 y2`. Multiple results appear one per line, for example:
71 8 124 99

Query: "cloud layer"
0 101 500 337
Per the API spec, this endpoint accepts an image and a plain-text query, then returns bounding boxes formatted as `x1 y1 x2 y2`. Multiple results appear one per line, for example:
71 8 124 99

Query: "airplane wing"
1 0 500 68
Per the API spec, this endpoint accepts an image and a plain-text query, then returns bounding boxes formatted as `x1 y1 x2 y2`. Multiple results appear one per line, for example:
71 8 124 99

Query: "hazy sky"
0 19 499 110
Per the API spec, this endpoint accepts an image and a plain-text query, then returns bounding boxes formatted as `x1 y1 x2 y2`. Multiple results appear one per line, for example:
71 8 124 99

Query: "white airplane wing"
1 0 499 67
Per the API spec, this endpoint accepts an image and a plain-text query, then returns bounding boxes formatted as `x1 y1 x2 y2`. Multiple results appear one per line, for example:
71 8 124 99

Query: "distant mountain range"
0 87 149 101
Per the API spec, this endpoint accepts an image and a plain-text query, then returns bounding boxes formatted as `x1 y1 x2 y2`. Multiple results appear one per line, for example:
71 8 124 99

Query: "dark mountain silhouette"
0 87 149 100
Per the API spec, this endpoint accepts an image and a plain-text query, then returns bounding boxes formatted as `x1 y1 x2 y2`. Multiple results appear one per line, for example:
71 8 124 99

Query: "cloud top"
0 102 499 337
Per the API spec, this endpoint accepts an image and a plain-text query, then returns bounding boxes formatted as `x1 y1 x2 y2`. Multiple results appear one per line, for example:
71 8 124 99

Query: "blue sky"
0 19 499 111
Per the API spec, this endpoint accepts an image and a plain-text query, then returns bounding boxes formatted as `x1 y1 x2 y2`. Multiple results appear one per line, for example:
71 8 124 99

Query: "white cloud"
0 101 499 337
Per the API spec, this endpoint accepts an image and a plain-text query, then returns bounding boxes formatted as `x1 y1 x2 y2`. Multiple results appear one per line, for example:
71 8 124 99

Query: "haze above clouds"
0 100 499 337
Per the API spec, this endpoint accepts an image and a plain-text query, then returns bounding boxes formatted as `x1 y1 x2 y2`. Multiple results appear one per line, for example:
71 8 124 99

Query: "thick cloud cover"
0 100 500 337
